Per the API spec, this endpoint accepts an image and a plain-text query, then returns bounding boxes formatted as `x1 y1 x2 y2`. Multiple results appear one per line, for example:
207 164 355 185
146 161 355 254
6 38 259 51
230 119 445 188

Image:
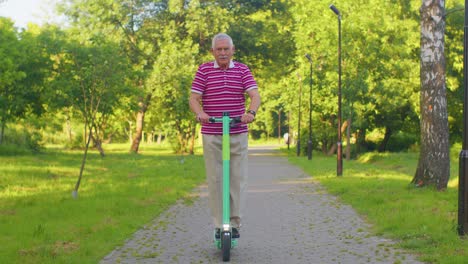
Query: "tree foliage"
51 34 133 153
1 0 465 174
0 18 25 139
0 18 57 144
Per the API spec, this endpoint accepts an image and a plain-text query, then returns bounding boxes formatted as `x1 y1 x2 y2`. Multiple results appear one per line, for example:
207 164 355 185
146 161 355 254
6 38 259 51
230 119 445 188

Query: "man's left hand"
241 113 255 123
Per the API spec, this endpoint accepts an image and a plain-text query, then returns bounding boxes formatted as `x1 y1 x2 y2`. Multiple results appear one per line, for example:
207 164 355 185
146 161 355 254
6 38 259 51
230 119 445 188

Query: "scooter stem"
222 112 231 231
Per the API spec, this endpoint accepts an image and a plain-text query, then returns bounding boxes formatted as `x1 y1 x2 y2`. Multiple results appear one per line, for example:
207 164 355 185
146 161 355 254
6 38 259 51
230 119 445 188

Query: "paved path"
101 147 424 264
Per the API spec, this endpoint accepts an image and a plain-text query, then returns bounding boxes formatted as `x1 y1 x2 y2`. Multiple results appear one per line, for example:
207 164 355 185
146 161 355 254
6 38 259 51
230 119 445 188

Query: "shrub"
1 124 43 153
386 131 418 152
0 143 33 155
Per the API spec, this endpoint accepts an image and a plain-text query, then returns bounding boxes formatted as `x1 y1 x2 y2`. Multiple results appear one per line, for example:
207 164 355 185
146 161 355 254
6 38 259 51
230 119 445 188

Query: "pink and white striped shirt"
191 60 258 135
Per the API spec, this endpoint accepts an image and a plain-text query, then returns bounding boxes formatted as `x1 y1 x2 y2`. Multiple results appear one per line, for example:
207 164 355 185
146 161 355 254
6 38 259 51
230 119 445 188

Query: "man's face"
211 39 234 68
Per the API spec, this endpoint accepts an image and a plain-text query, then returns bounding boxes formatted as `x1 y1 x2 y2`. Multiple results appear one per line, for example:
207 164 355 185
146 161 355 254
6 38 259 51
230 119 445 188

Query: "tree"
412 0 450 190
58 0 161 153
24 0 463 159
0 18 54 145
0 18 25 143
51 36 132 196
59 0 234 153
445 2 465 142
147 21 198 154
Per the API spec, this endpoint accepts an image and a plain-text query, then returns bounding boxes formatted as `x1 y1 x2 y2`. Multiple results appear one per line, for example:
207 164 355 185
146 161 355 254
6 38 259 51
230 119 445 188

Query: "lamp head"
305 54 312 63
329 4 340 16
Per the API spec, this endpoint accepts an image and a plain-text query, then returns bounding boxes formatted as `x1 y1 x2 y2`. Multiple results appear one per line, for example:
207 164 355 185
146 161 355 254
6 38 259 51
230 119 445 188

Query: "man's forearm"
189 95 203 115
249 98 261 112
248 90 261 112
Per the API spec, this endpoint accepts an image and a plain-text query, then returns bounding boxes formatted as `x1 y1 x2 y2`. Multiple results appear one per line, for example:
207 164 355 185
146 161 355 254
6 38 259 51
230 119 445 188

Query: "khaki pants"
202 133 248 228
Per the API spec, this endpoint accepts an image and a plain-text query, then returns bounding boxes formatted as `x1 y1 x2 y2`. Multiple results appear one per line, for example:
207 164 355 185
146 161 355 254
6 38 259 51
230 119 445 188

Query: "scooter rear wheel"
221 231 231 261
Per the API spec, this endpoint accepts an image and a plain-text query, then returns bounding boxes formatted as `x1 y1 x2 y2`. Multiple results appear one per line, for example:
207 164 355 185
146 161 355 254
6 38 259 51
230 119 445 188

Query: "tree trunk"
149 130 154 144
378 127 392 153
91 134 105 157
327 143 337 156
157 132 162 144
341 119 352 159
346 118 351 160
88 122 105 157
356 129 367 155
189 126 196 155
320 139 327 154
66 113 72 143
0 119 5 145
130 110 145 153
130 93 151 153
412 0 450 190
127 120 133 144
73 125 93 198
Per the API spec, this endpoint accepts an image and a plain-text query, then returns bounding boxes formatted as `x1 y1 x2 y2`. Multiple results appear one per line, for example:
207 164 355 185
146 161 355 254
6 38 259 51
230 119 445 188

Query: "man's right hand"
197 112 210 123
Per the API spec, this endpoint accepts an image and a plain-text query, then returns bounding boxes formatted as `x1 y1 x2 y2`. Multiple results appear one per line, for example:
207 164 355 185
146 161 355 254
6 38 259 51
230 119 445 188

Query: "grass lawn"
3 141 468 263
287 146 468 264
0 143 205 264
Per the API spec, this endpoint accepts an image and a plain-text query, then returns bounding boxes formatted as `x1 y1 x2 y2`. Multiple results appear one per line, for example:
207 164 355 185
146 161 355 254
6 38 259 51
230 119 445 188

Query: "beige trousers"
202 133 248 228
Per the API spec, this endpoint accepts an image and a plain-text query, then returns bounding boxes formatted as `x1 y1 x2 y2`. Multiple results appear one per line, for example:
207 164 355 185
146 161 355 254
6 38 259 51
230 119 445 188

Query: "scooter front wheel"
221 231 231 261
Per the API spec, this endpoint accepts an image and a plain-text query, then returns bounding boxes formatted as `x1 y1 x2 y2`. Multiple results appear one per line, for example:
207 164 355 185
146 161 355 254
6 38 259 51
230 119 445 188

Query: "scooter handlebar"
208 116 242 127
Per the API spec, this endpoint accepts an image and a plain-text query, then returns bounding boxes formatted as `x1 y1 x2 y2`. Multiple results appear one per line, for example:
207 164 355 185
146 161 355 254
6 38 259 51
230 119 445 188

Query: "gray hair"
211 33 234 48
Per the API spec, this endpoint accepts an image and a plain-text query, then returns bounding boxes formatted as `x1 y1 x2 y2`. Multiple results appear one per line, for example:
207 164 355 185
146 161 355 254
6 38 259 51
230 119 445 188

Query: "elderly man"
189 33 261 238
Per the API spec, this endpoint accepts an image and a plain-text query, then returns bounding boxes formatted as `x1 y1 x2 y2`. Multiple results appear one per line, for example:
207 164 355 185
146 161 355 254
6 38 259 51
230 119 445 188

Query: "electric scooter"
209 112 241 262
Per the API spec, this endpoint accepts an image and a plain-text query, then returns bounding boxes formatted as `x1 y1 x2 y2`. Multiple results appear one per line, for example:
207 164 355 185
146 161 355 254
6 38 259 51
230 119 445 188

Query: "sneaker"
232 228 240 238
215 228 220 239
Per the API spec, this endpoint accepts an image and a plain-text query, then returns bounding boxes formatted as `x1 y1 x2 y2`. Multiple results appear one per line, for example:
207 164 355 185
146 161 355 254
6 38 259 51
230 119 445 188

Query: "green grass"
287 148 468 264
0 143 205 264
3 141 468 263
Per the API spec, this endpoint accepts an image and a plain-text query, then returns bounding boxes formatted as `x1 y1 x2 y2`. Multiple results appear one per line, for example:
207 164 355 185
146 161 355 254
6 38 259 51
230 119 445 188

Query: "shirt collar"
214 60 235 69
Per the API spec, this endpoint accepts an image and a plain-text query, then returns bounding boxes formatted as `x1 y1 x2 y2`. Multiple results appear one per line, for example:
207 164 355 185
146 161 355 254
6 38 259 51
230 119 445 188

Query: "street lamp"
296 73 303 157
329 4 343 176
458 0 468 236
287 111 291 150
305 54 313 160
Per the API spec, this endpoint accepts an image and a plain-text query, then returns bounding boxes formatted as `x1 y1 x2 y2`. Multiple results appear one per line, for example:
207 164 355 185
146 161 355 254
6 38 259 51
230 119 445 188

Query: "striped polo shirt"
191 60 258 135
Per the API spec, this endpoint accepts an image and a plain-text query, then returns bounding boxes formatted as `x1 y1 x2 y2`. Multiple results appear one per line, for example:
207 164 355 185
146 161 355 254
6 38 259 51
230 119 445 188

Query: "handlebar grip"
209 117 216 123
230 117 242 128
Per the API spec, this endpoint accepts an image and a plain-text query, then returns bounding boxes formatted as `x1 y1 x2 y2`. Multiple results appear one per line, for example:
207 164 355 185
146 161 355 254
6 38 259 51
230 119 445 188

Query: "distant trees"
290 0 421 155
0 19 54 146
0 18 23 144
0 0 465 174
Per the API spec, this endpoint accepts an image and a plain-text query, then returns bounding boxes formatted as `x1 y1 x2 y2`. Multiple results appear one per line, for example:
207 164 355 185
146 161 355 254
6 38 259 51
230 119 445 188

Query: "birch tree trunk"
412 0 450 190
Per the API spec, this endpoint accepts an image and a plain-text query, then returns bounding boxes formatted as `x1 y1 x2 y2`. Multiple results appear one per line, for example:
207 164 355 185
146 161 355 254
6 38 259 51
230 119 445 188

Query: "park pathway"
101 146 424 264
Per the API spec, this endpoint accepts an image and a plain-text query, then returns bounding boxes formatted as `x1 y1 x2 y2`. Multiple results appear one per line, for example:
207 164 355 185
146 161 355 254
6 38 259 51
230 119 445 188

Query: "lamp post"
287 111 291 150
296 73 303 157
458 0 468 236
305 54 313 160
329 4 343 176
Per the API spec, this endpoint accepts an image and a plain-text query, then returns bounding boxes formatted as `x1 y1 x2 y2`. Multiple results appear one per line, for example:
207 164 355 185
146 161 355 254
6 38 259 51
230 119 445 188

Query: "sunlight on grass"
0 144 205 264
287 148 468 264
4 142 467 263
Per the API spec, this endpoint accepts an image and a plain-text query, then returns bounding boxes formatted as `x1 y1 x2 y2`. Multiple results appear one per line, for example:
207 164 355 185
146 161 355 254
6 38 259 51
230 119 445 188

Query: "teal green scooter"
209 112 241 262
